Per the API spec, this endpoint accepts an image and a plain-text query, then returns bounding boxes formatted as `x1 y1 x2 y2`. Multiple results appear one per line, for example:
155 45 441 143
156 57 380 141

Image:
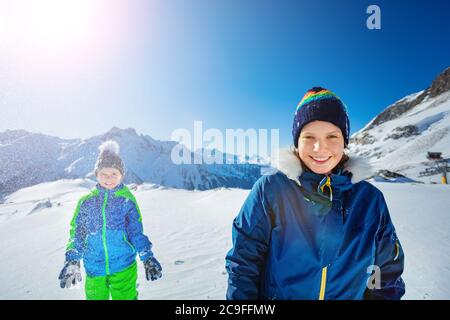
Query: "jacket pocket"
123 231 135 253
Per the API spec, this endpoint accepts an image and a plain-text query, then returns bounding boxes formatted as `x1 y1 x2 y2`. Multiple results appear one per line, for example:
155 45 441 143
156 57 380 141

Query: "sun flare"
1 0 129 74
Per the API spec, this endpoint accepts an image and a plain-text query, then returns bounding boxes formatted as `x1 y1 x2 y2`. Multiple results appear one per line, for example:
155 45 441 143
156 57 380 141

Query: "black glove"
144 257 162 281
58 260 82 288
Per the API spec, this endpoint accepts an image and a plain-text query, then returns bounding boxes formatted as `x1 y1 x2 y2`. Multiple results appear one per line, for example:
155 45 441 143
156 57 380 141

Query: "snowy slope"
349 67 450 183
0 127 263 196
0 179 449 299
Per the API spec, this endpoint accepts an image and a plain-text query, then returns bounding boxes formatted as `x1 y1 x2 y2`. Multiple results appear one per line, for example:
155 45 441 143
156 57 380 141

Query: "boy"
59 140 162 300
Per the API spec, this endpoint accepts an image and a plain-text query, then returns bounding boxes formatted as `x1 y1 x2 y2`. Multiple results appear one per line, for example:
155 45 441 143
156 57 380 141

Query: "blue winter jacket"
65 183 154 277
226 152 405 300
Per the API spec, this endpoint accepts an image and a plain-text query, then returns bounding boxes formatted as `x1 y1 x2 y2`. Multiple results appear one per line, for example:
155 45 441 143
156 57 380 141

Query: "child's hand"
143 257 162 281
58 260 82 288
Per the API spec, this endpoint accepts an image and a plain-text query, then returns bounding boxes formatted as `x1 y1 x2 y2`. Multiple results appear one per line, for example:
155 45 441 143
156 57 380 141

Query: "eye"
328 135 338 139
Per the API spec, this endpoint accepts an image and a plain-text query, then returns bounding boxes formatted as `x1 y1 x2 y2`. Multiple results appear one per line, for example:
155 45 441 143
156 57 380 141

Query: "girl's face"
297 121 345 175
97 167 123 189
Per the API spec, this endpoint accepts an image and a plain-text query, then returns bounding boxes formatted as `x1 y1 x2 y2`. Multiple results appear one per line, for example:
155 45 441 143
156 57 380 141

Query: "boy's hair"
94 140 125 176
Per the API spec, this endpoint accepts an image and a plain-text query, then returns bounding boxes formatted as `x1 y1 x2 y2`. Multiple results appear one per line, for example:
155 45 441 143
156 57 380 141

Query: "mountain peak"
429 66 450 98
363 66 450 131
0 129 32 144
104 127 138 138
349 67 450 183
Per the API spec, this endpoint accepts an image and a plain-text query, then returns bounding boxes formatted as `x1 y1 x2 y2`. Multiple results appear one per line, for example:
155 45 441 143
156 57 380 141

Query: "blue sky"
1 0 449 150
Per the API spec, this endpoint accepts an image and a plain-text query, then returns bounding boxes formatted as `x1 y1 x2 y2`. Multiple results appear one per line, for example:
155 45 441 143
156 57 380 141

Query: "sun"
5 0 101 50
27 0 98 47
1 0 128 74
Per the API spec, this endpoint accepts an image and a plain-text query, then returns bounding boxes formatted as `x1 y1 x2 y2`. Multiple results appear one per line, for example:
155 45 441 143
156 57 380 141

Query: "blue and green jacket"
65 183 154 277
226 150 405 300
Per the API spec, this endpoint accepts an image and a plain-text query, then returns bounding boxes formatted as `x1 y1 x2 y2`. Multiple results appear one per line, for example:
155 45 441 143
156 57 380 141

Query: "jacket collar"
273 148 374 187
96 183 125 194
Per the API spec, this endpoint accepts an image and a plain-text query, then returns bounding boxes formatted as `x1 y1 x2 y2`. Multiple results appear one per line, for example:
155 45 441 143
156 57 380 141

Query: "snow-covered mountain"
0 127 263 196
348 67 450 183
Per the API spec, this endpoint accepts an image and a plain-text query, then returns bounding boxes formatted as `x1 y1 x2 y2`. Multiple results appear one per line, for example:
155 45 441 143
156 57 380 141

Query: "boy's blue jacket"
65 183 153 277
225 150 405 300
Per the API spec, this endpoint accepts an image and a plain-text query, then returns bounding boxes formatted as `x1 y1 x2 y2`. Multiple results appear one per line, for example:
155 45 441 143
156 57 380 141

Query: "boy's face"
97 167 123 189
297 120 345 175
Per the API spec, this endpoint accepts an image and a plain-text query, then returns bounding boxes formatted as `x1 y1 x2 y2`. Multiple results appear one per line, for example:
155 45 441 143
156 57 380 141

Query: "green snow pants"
85 261 138 300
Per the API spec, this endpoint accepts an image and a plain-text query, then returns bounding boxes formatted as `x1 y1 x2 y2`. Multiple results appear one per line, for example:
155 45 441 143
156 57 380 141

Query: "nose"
313 139 328 152
313 141 319 152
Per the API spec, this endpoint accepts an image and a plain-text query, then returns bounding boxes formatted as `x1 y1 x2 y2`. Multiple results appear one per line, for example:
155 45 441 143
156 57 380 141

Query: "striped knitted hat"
292 87 350 148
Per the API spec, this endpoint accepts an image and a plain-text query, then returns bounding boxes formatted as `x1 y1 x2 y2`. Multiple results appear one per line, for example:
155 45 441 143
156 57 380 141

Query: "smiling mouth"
310 156 331 164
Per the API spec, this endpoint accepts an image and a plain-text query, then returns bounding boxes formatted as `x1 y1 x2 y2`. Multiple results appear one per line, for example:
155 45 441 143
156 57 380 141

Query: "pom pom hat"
94 140 124 175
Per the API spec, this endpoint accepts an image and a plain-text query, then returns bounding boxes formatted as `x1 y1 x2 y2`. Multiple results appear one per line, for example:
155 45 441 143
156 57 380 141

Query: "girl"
226 87 405 300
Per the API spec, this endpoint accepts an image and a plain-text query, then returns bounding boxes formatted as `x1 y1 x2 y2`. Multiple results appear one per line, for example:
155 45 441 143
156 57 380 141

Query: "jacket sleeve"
65 199 88 262
125 198 154 262
364 193 405 300
225 177 273 300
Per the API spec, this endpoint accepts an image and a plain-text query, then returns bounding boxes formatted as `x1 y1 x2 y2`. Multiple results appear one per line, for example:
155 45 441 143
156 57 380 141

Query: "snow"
63 157 85 174
415 112 448 133
377 182 450 300
354 90 426 136
3 179 95 205
0 179 449 300
349 91 450 183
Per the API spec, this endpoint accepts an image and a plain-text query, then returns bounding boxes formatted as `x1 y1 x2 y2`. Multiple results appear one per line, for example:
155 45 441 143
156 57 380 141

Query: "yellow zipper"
394 241 400 261
319 266 328 300
319 176 333 202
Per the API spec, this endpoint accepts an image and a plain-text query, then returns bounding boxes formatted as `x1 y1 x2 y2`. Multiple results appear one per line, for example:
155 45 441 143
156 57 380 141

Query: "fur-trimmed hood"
271 148 374 186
